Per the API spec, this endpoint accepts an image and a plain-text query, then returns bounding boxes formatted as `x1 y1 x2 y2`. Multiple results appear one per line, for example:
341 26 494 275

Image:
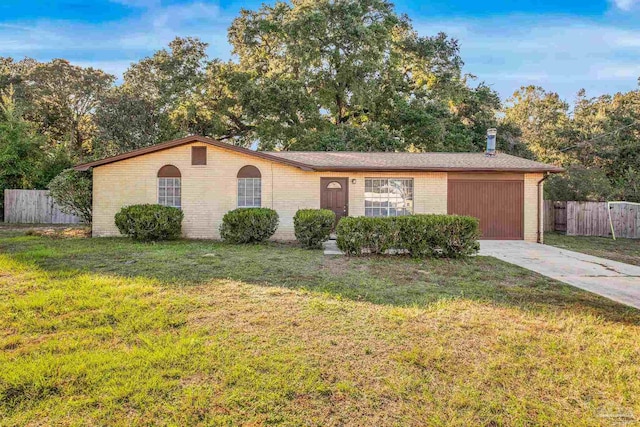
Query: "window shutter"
192 147 207 165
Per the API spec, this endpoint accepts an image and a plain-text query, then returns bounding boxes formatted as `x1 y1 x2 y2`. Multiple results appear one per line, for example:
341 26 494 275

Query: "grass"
1 229 640 425
545 232 640 266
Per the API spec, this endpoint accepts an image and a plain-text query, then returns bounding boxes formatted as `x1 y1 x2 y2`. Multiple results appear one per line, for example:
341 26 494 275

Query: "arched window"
237 165 261 208
157 165 181 208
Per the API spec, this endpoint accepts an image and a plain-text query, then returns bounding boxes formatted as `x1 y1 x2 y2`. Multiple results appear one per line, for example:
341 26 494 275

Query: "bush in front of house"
220 208 279 243
293 209 336 249
48 169 93 223
335 216 399 256
396 214 480 258
336 214 479 258
114 204 183 241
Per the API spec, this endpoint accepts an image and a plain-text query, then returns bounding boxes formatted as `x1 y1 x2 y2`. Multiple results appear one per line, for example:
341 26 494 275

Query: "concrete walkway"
480 241 640 310
323 239 344 255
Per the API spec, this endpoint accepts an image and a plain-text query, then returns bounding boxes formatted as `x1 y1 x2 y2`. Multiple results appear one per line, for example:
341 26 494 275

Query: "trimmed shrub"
335 216 399 256
336 214 479 258
396 215 480 258
220 208 279 243
115 204 183 241
294 209 336 249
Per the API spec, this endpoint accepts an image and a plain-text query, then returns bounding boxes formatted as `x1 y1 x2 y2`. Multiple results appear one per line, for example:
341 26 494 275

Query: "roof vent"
486 128 497 156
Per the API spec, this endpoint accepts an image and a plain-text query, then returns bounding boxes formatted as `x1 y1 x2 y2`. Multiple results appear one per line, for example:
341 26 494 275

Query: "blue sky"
1 0 639 103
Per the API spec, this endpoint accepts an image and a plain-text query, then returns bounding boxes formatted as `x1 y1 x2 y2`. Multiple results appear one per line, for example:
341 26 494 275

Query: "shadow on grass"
1 232 639 325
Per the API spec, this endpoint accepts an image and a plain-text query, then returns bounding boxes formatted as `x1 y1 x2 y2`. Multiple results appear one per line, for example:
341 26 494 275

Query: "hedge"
115 204 183 241
220 208 279 243
396 215 480 258
335 217 399 256
293 209 336 249
336 214 479 258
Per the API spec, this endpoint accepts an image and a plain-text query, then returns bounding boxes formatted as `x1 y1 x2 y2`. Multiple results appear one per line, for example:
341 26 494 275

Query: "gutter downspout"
537 172 550 244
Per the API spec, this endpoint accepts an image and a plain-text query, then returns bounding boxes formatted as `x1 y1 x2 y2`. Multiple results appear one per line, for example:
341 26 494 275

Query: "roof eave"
72 136 316 172
311 166 564 173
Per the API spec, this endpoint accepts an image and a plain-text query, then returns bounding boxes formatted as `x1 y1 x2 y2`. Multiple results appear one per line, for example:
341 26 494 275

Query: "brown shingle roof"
265 151 563 173
74 136 563 173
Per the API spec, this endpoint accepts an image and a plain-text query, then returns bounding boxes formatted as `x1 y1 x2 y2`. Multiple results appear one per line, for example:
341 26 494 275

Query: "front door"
321 178 349 224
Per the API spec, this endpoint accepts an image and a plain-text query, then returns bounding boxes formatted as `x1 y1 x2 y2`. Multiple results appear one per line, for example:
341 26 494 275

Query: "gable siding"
92 142 540 241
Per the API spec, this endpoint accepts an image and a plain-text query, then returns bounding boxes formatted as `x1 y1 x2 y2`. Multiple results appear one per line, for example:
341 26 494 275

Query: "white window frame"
237 177 261 208
364 178 414 217
158 177 181 208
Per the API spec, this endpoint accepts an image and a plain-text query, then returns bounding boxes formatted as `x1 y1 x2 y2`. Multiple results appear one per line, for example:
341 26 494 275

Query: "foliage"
122 37 210 137
200 0 501 150
502 86 640 202
114 204 183 241
336 214 479 257
545 166 614 201
293 209 336 249
48 169 93 223
395 214 480 258
0 86 44 216
92 87 168 159
23 59 115 160
219 208 279 243
336 217 399 255
502 86 575 165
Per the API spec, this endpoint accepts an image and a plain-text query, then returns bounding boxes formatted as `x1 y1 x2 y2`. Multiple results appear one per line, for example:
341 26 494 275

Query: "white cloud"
612 0 638 11
414 16 640 100
107 0 161 8
0 1 232 61
151 2 221 28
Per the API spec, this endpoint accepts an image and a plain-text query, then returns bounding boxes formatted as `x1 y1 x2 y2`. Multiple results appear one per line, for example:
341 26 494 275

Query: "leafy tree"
205 0 500 150
502 86 575 164
0 57 37 103
570 89 640 202
545 166 614 201
0 86 44 216
48 169 92 223
503 85 640 202
35 145 74 189
93 87 167 158
24 59 115 159
122 37 209 137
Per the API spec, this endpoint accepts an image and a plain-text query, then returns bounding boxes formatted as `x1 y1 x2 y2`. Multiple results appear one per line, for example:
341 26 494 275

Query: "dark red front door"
321 178 349 223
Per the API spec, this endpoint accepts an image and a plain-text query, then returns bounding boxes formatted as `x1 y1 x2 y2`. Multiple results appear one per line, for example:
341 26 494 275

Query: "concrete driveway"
480 241 640 310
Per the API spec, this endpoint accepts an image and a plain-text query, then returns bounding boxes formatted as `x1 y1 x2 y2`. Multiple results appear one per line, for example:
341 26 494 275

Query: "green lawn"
1 228 639 425
545 232 640 266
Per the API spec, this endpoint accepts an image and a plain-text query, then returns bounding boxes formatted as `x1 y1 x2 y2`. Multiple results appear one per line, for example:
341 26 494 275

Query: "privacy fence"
3 190 83 224
544 200 640 239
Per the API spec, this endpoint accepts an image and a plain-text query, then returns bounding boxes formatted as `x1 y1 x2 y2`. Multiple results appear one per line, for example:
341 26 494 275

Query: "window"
157 165 181 208
327 181 342 189
192 146 207 165
365 178 413 217
237 165 261 208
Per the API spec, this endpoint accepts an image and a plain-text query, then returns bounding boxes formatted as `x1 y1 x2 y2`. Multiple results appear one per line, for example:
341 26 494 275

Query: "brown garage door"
448 180 524 240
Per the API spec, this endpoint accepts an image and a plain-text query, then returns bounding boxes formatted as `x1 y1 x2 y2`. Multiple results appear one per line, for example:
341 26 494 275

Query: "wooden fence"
544 200 639 239
3 189 83 224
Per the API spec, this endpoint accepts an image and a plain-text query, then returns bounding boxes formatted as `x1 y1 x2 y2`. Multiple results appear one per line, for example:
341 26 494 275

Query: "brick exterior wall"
92 142 542 242
525 173 544 243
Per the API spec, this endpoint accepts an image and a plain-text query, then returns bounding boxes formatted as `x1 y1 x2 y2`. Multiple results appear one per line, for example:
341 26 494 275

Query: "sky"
1 0 639 104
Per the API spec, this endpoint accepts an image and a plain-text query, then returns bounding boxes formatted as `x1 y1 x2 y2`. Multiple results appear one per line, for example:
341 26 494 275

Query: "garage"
447 178 524 240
